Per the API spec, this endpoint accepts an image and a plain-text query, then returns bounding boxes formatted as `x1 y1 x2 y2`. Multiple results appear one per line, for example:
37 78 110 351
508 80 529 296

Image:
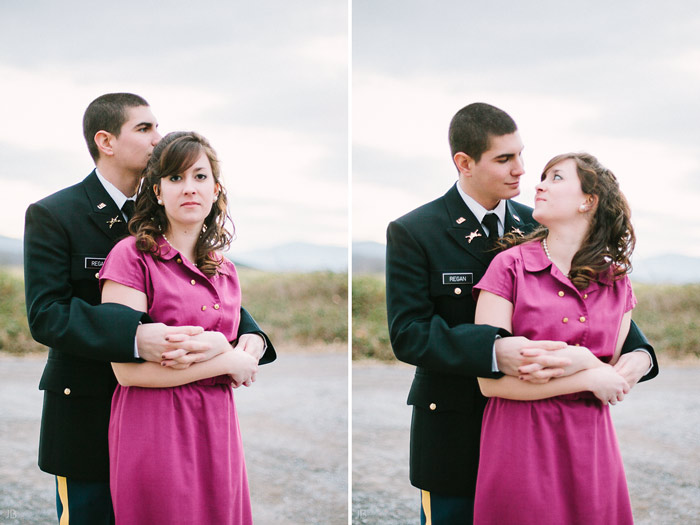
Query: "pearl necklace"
162 234 197 266
542 237 552 261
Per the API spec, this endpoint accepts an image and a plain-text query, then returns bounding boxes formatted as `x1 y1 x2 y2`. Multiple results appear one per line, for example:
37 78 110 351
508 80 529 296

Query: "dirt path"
352 360 700 524
0 350 347 525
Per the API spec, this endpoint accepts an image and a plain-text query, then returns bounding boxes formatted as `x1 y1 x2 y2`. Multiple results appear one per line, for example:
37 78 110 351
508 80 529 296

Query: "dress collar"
156 236 231 276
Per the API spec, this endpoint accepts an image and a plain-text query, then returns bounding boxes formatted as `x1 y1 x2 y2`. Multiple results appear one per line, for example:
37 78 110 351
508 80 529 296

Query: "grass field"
0 267 348 354
352 273 700 362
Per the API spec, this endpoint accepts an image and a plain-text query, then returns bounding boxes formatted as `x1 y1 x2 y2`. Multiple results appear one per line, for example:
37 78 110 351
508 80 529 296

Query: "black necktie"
121 200 136 221
482 213 499 248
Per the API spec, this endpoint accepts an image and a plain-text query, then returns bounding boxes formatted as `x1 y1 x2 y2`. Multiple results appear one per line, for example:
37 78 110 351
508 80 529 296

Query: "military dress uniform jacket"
24 170 276 482
385 184 658 497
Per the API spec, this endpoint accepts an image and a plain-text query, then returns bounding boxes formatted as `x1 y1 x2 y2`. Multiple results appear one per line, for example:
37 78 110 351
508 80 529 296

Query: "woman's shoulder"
108 235 141 260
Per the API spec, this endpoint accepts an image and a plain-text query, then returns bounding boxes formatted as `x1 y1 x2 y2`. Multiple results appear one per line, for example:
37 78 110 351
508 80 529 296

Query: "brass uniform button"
94 272 100 279
579 316 586 323
454 288 462 295
429 403 437 411
562 317 569 323
190 280 196 285
63 388 71 396
201 305 207 311
214 304 220 310
558 291 564 297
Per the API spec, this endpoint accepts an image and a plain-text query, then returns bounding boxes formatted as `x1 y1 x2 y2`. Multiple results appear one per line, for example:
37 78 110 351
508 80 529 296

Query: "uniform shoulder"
390 193 447 228
31 178 87 211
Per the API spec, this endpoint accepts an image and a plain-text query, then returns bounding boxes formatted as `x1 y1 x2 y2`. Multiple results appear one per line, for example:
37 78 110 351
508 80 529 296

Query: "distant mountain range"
0 235 347 273
231 242 347 272
352 240 700 284
2 233 698 281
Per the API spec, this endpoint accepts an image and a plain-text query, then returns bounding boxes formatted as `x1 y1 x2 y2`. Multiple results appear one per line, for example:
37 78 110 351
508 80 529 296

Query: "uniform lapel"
83 171 129 241
443 185 493 266
504 200 529 238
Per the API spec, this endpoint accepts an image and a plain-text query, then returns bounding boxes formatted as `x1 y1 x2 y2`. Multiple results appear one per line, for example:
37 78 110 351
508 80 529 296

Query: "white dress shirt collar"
95 168 135 219
455 181 506 236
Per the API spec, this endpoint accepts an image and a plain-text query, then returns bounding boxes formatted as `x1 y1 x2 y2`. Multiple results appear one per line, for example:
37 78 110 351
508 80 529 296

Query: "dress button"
429 403 437 411
63 388 71 396
575 343 580 346
176 258 182 264
201 305 207 311
454 288 462 295
558 291 564 297
190 280 196 285
583 293 588 299
579 316 586 323
562 317 569 323
214 304 220 310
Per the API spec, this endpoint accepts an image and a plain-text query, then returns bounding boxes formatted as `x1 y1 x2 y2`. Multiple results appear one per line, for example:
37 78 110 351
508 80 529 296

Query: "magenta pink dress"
100 236 251 525
472 241 635 525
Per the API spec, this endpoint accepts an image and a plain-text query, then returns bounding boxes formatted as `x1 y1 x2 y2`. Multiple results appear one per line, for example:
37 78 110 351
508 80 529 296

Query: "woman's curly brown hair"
498 152 635 290
128 131 234 276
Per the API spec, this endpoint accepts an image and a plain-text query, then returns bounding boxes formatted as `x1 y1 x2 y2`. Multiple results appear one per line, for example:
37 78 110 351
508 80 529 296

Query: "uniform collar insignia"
466 230 482 243
456 217 466 224
513 214 521 222
511 227 523 236
97 202 107 210
107 216 122 229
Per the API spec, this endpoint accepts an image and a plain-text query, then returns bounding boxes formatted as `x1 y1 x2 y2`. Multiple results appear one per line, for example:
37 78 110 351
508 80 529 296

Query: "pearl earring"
157 199 163 205
579 204 587 212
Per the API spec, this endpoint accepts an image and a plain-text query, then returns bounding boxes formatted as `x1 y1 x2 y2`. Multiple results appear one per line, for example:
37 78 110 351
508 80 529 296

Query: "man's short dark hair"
448 102 517 163
83 93 149 162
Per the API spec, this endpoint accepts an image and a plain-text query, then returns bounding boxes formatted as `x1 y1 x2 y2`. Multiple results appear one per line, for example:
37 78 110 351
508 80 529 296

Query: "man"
24 93 275 524
385 102 658 523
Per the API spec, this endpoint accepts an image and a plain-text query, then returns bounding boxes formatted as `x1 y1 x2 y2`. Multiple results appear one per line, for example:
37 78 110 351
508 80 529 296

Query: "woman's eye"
195 173 208 180
553 174 562 180
168 175 181 182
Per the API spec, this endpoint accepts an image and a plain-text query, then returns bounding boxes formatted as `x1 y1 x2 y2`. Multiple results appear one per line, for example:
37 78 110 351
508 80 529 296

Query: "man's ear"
454 152 475 177
94 130 115 157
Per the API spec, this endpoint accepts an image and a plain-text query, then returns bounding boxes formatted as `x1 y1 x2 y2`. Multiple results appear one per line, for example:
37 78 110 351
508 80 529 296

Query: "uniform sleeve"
473 249 517 303
386 219 507 378
99 237 148 294
23 202 144 362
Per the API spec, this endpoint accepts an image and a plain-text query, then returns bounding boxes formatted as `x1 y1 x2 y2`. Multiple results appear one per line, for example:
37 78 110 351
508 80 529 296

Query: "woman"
100 131 258 524
472 153 637 524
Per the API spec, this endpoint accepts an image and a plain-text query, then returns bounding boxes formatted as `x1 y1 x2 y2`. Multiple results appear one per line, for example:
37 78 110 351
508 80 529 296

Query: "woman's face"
156 151 220 233
532 158 591 227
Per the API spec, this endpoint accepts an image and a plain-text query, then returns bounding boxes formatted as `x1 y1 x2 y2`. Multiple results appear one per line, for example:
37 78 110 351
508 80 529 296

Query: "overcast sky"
0 0 347 254
353 0 700 259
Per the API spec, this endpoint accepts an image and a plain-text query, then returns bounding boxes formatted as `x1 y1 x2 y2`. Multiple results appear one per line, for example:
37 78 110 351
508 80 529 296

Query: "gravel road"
0 350 348 525
352 360 700 525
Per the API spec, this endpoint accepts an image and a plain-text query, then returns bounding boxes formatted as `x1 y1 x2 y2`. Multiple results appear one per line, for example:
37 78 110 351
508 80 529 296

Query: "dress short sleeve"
473 248 518 303
623 275 637 313
99 236 148 294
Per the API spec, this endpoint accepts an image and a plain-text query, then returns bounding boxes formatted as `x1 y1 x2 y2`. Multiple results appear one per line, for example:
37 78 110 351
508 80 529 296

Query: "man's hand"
613 351 652 389
495 336 569 381
234 333 266 362
159 331 231 368
223 350 259 388
582 365 630 405
136 324 205 363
